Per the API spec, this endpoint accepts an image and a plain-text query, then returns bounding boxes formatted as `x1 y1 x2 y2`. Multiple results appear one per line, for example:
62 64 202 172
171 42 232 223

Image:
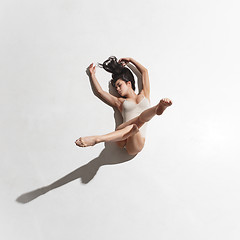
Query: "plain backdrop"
1 0 240 239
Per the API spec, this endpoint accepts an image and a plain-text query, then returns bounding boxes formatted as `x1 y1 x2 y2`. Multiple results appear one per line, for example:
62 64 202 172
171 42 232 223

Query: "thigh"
116 139 127 148
125 132 145 155
117 116 141 131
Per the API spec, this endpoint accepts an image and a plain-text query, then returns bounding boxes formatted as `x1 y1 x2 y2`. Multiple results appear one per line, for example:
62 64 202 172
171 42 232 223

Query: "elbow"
96 88 103 95
93 89 102 97
141 68 148 74
96 89 104 98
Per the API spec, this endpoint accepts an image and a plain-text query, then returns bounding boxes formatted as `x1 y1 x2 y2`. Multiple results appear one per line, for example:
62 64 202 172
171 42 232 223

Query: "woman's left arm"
139 66 150 100
119 57 150 99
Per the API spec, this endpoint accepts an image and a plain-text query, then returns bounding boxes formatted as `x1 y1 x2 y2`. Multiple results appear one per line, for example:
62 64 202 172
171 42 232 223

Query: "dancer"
75 56 172 155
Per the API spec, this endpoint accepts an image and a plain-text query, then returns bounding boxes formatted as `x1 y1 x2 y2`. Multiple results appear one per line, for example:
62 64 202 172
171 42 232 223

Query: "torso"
118 91 150 114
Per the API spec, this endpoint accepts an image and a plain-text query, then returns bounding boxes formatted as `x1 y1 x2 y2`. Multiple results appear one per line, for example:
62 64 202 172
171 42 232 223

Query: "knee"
116 124 123 131
125 124 139 133
127 124 139 137
131 124 139 133
121 124 139 141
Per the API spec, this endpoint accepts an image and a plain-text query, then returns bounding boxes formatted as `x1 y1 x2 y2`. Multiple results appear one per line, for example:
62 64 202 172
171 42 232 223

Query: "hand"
88 63 96 75
118 57 132 66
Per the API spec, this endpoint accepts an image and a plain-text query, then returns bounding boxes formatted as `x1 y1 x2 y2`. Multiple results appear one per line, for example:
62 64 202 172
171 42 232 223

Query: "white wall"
1 0 240 239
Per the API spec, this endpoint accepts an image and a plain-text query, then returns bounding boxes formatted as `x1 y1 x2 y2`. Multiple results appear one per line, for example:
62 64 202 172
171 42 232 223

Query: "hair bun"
99 56 136 91
98 56 124 75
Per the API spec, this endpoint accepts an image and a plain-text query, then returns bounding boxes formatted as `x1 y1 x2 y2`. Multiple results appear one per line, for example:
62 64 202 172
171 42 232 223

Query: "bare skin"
75 57 172 155
75 98 172 148
75 124 140 147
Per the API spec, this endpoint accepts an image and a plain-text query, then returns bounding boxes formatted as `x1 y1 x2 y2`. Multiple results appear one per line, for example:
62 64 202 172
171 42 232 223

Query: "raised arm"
119 58 150 99
88 63 122 109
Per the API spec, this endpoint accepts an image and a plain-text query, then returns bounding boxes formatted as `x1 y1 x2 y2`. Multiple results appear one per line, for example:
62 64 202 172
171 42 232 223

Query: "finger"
120 60 127 66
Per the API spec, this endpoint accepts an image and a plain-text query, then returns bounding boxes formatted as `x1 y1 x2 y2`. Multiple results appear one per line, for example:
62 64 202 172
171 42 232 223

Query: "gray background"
1 0 240 239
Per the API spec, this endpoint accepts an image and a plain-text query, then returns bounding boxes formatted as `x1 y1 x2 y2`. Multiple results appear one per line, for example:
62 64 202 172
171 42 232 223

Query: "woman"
75 56 172 156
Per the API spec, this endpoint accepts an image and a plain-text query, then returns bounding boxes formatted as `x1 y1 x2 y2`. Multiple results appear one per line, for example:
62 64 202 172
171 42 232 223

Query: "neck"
125 89 137 99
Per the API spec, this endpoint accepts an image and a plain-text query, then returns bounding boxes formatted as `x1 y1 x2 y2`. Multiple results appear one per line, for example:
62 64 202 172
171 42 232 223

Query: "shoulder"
117 97 125 104
115 97 125 112
118 97 125 101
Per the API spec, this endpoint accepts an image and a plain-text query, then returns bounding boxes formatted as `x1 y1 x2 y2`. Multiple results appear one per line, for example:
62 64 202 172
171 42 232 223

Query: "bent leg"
125 132 145 156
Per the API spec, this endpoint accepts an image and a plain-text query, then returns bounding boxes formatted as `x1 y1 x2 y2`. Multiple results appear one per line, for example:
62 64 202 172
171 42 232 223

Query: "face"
115 79 131 96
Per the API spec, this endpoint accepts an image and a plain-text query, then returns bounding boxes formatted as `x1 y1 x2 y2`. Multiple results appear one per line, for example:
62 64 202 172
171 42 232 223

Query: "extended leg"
117 98 173 131
75 124 139 147
138 98 173 122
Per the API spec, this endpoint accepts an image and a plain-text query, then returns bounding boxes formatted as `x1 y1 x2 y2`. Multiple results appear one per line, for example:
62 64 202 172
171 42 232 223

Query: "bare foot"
75 136 97 147
156 98 172 115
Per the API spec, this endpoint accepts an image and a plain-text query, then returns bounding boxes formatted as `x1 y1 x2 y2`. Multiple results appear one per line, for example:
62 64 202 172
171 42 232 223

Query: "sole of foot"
75 136 97 147
156 98 172 115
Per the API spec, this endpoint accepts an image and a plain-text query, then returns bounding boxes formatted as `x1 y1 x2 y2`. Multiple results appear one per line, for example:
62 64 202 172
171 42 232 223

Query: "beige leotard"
121 96 151 138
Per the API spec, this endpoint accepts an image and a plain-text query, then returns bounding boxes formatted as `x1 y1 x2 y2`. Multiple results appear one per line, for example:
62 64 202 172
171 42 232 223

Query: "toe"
75 137 86 147
81 138 88 147
79 138 85 146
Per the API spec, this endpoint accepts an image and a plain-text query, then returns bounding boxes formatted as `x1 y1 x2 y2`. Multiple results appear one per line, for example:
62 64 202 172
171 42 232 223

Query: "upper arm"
97 90 122 109
141 70 150 99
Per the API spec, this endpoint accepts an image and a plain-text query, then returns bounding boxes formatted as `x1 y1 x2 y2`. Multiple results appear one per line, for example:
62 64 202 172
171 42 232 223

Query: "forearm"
90 73 103 93
129 58 147 73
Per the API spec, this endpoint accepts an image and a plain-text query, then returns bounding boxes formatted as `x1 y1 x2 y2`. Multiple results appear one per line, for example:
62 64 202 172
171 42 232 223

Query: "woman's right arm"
89 63 122 109
89 63 102 93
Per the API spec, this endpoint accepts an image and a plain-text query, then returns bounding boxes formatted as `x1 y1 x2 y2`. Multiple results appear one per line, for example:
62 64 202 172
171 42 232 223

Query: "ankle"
95 136 102 144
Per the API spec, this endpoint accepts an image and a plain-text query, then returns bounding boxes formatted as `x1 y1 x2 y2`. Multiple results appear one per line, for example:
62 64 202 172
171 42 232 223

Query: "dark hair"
98 56 135 91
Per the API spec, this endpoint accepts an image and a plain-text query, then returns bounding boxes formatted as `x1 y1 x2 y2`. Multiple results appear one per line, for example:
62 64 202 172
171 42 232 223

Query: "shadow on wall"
16 143 135 204
16 64 141 204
